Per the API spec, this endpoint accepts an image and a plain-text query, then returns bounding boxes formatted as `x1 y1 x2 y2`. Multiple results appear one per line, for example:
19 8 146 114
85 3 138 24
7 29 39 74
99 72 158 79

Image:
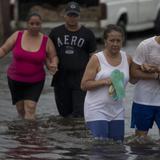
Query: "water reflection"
88 143 128 160
0 115 159 160
125 145 160 160
5 120 51 160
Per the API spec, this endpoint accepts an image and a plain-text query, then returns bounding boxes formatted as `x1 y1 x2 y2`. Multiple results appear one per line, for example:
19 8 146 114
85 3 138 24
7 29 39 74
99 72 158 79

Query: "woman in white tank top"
81 24 132 141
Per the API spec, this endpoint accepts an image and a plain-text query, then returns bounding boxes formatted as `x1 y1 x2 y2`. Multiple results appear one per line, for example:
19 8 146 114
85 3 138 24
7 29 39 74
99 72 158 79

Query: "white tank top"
84 51 129 122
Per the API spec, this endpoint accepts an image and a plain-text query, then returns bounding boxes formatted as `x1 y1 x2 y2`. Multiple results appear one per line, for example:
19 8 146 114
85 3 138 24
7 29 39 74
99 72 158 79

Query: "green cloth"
110 69 125 100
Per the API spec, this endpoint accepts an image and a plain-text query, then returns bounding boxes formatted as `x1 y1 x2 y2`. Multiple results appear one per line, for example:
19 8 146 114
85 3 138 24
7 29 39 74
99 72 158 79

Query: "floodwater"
0 30 160 160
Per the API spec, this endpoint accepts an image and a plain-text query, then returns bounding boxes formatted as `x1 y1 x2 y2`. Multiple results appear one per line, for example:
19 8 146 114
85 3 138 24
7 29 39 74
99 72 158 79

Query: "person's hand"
48 63 58 75
104 77 112 85
140 63 159 73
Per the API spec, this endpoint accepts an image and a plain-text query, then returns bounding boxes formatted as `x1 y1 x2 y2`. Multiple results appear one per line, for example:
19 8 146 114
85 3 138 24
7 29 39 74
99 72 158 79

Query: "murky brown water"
0 30 160 160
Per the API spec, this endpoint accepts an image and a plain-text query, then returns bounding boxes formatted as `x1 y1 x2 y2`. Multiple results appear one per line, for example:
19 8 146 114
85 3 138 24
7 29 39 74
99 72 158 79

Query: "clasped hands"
140 63 160 73
47 62 58 75
140 63 160 80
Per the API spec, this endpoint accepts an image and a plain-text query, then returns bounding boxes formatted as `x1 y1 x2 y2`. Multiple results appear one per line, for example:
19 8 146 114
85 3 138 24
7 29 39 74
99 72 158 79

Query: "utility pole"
0 0 11 43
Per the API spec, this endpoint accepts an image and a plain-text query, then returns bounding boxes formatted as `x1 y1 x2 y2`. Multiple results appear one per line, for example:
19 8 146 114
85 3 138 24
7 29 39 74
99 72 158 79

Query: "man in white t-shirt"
131 36 160 138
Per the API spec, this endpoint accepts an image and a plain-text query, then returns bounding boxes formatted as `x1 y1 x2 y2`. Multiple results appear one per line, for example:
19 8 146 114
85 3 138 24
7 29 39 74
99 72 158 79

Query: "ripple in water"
0 116 159 160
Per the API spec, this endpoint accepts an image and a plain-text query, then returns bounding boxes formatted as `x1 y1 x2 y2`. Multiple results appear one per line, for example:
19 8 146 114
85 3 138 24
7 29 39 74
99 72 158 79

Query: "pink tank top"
7 31 48 83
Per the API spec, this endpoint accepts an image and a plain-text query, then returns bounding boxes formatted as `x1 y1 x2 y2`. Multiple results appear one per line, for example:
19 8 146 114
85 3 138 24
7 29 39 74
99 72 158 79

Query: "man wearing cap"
49 1 97 118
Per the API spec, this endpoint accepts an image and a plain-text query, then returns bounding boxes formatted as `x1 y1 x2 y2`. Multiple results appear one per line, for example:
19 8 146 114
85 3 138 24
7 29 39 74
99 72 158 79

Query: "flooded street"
0 30 160 160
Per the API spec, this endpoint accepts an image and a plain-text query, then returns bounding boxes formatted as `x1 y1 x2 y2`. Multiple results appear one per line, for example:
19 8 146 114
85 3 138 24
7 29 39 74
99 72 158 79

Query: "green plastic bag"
110 69 125 100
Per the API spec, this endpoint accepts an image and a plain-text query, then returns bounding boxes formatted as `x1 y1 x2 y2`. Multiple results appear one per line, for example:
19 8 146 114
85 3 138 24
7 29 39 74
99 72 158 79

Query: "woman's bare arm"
0 31 18 58
131 61 157 80
81 55 111 91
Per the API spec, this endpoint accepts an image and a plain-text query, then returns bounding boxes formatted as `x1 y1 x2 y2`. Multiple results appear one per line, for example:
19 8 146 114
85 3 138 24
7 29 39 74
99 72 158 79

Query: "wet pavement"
0 30 160 160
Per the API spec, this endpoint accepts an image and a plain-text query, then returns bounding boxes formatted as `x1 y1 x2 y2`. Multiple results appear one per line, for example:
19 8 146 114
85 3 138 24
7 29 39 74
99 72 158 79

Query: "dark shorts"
131 102 160 131
86 120 124 141
8 77 45 105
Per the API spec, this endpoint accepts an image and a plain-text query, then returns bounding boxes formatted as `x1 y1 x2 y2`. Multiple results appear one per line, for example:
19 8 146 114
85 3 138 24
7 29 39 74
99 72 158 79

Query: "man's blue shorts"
131 102 160 131
86 120 124 141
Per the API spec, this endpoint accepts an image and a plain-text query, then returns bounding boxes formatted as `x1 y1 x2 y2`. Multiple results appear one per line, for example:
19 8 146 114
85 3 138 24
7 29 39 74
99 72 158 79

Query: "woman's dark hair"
26 12 42 21
103 24 124 40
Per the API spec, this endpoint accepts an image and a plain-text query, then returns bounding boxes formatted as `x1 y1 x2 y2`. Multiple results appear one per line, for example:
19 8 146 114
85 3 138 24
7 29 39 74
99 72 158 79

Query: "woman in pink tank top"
0 13 58 120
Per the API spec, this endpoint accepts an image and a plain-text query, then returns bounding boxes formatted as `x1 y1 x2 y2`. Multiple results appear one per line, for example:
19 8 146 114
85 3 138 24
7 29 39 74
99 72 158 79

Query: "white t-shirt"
133 36 160 106
84 51 129 122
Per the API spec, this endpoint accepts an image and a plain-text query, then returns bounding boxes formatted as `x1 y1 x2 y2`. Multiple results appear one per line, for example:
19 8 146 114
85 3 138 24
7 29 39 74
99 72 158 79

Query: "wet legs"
16 100 37 120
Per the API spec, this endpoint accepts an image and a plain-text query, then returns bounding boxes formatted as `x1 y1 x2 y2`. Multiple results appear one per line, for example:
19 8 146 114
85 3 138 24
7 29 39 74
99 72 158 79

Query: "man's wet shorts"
131 102 160 131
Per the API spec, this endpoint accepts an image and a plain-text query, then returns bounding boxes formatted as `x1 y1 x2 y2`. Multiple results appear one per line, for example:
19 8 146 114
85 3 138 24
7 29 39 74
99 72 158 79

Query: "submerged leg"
86 120 109 139
24 100 37 120
16 100 25 118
